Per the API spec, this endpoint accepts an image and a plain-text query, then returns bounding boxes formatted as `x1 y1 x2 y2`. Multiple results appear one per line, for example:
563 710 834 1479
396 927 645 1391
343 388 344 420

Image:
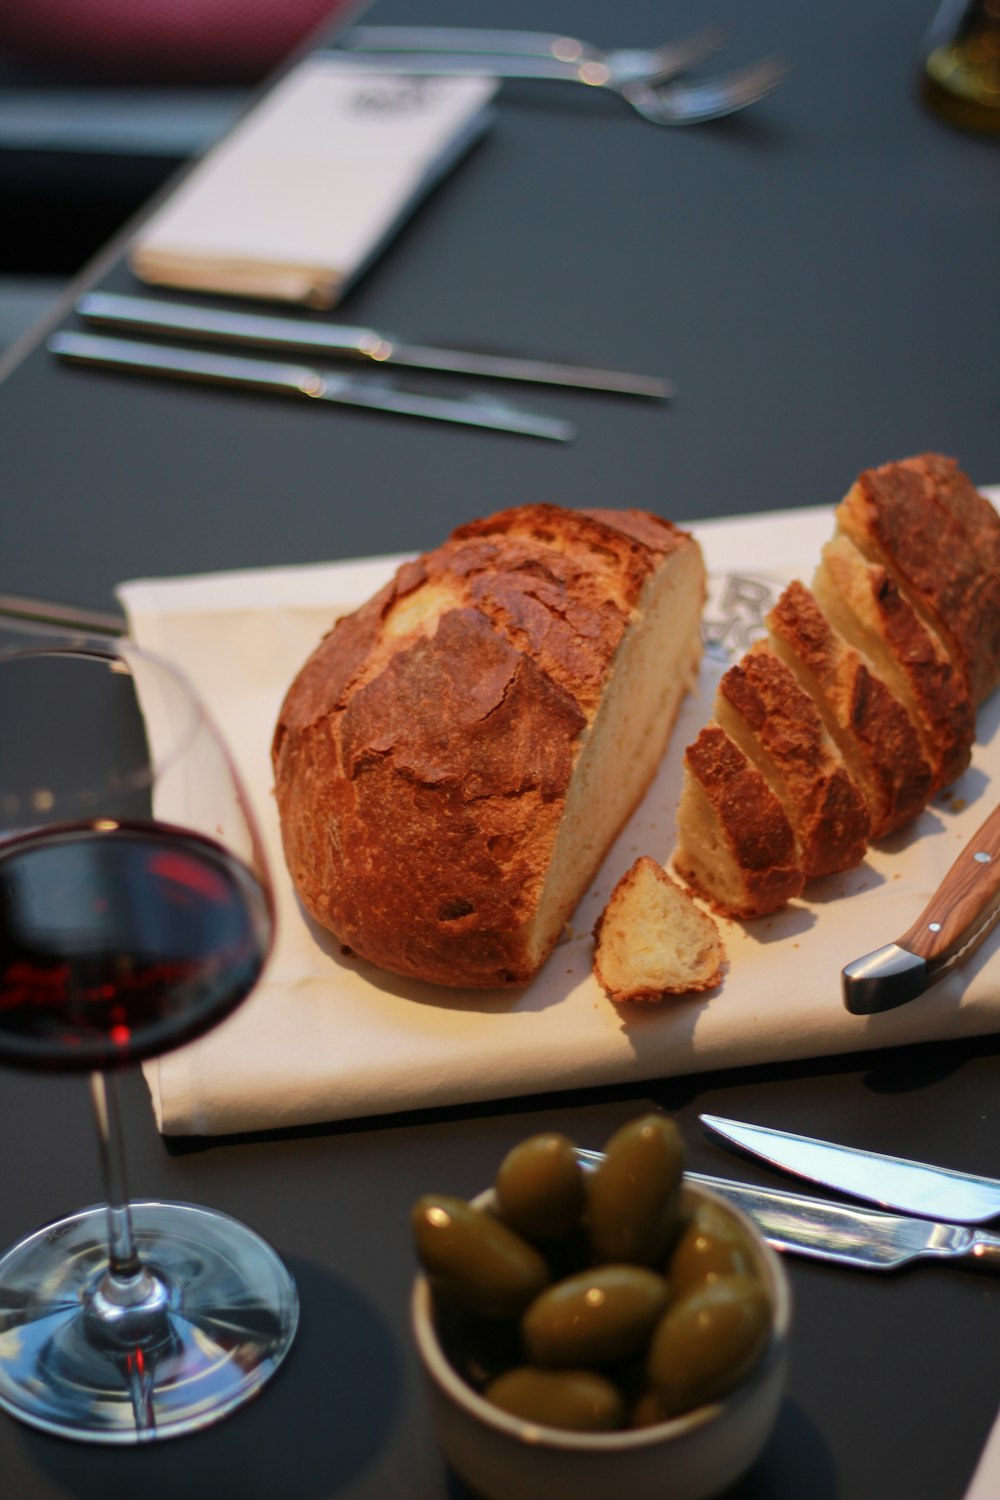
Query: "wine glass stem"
89 1070 141 1280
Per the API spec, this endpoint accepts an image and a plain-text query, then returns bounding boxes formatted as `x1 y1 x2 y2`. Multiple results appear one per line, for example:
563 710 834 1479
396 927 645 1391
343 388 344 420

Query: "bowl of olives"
410 1115 791 1500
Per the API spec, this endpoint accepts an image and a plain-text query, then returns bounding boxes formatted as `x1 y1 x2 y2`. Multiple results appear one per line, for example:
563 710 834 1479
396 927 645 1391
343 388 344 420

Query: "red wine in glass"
0 645 298 1443
0 820 271 1070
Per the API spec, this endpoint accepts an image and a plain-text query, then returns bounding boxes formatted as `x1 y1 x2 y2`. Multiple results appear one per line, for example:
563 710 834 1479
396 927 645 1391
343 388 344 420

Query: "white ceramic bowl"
411 1178 791 1500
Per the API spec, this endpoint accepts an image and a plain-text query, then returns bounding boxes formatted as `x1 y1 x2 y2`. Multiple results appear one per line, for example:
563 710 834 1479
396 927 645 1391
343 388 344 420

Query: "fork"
330 28 789 125
337 25 729 87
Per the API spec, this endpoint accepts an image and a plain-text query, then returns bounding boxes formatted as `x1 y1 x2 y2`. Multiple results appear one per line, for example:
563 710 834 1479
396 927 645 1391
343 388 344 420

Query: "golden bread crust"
675 725 804 918
272 503 702 988
836 454 1000 704
766 580 932 837
815 535 975 791
716 644 870 878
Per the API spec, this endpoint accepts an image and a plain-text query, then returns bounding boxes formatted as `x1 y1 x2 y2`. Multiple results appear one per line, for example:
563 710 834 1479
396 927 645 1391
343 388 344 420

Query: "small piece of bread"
835 453 1000 705
593 857 725 1002
714 642 870 878
674 724 804 919
766 580 933 838
813 533 974 792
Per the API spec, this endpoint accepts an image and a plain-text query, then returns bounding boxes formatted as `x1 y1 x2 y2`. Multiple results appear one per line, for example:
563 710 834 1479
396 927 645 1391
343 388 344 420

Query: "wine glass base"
0 1200 299 1443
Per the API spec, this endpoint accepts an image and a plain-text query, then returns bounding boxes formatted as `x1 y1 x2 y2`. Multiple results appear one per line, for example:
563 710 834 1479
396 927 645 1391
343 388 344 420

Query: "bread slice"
593 856 725 1002
836 454 1000 705
272 504 705 988
714 643 870 878
674 724 804 919
766 580 933 839
813 533 974 791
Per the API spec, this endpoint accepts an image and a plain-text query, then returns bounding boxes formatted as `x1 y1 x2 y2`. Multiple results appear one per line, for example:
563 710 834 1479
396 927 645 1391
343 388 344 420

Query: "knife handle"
843 801 1000 1013
897 801 1000 965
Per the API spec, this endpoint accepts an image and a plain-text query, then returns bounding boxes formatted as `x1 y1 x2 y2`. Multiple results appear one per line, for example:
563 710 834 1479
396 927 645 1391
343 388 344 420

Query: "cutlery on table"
842 801 1000 1014
330 26 790 126
700 1113 1000 1224
75 292 673 400
576 1147 1000 1272
48 332 575 441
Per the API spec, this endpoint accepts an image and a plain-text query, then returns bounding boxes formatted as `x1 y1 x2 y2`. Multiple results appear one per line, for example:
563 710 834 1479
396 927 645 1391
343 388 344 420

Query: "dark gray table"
1 1 999 1497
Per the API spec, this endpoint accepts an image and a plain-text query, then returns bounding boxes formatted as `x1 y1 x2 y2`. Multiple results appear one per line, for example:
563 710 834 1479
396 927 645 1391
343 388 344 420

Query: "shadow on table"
442 1397 837 1499
18 1253 399 1499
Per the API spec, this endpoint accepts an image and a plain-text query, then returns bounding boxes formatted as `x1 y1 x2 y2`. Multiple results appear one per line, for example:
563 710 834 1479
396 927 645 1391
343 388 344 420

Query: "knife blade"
48 331 575 441
575 1149 1000 1271
700 1114 1000 1224
842 800 1000 1014
76 292 674 400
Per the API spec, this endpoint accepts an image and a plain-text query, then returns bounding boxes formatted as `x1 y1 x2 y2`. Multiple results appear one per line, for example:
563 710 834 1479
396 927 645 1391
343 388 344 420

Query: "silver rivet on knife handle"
842 801 1000 1014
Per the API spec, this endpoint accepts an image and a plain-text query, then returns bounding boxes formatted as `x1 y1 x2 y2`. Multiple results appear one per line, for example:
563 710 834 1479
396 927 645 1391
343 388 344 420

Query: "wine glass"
0 642 298 1442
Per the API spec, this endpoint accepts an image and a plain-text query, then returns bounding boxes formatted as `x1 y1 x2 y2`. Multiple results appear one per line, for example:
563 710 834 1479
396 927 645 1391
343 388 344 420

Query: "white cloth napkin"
118 502 1000 1136
964 1404 1000 1499
130 56 497 308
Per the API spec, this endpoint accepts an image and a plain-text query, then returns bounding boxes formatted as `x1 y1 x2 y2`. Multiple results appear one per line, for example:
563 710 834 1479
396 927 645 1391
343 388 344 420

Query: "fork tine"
624 55 790 125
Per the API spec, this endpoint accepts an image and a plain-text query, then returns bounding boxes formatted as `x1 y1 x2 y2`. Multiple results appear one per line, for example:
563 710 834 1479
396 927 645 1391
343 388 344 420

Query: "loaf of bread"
592 857 724 1002
675 453 998 920
272 504 705 988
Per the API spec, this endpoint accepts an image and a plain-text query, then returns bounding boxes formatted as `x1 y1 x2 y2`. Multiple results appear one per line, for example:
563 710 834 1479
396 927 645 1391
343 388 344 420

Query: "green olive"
667 1202 759 1300
587 1114 684 1266
647 1274 772 1417
522 1264 669 1369
495 1133 585 1242
484 1367 625 1432
411 1194 550 1318
630 1388 670 1429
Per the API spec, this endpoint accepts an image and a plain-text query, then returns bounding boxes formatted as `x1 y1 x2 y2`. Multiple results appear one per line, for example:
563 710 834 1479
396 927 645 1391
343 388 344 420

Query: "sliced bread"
766 579 933 838
714 642 870 878
835 453 1000 705
674 723 805 919
592 856 725 1002
813 532 974 791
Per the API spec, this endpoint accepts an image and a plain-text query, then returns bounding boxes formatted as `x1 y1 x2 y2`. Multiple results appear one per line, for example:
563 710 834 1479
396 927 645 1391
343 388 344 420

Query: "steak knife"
700 1114 1000 1224
842 800 1000 1014
48 331 575 441
76 292 674 399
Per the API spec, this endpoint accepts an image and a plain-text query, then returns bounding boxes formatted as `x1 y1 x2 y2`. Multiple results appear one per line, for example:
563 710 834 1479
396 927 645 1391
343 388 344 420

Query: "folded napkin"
118 503 1000 1136
965 1403 1000 1500
130 55 497 308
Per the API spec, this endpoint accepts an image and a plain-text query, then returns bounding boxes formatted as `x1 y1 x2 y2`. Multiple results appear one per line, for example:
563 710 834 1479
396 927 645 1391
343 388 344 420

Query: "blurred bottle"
922 0 1000 133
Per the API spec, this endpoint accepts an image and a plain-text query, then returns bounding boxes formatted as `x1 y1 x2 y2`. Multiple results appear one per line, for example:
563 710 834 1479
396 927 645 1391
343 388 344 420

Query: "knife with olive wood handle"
842 801 1000 1014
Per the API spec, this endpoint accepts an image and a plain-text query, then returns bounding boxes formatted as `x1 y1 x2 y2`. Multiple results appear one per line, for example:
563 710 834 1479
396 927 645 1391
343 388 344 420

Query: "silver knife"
576 1149 1000 1271
76 292 674 400
48 331 575 441
842 800 1000 1014
700 1114 1000 1224
688 1171 1000 1273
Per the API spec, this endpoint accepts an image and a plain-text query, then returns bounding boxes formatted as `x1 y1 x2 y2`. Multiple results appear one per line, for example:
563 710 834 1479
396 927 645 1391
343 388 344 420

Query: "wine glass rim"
0 640 207 801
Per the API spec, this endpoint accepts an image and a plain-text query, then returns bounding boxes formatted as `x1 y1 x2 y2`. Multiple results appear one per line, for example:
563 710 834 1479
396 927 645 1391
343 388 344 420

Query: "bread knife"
841 801 1000 1014
76 292 673 399
48 331 575 441
699 1114 1000 1224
